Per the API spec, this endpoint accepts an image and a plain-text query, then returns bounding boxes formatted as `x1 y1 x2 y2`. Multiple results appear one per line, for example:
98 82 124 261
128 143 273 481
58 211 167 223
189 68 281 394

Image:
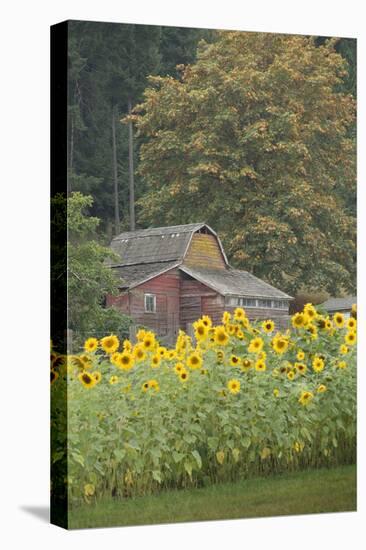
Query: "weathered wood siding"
108 268 181 343
183 233 226 269
225 305 290 329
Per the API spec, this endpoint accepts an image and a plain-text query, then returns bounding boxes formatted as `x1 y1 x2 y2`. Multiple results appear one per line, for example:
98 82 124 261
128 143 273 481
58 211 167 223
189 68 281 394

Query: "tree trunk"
128 97 135 231
112 104 120 235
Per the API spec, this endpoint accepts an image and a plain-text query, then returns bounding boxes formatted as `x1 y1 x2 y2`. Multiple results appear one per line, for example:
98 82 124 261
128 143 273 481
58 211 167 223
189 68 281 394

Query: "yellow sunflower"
233 307 246 322
78 371 96 389
194 321 209 341
299 390 314 406
339 344 348 355
84 337 98 353
338 361 347 369
272 336 289 355
133 344 146 362
179 370 189 383
248 337 264 354
347 317 357 331
297 350 305 361
136 328 146 341
345 331 356 346
227 379 240 394
317 384 327 393
255 359 266 372
148 379 160 392
222 311 231 324
174 362 184 374
291 312 307 329
123 339 133 352
142 332 156 351
262 319 275 333
241 358 253 371
109 375 119 385
304 303 317 320
230 355 240 367
287 370 295 381
100 334 119 354
157 346 167 358
187 351 203 370
117 351 134 371
273 388 280 397
201 315 212 328
295 362 307 375
312 356 325 373
92 371 102 384
214 326 229 346
151 354 161 368
236 329 244 340
333 312 345 328
216 350 225 363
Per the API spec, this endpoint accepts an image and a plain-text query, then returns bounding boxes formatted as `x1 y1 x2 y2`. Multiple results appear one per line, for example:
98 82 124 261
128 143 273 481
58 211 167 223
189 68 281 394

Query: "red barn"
106 223 292 343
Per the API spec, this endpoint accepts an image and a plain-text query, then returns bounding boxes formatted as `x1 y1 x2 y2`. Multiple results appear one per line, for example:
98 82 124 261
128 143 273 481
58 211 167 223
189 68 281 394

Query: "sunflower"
151 354 161 368
80 354 93 370
345 331 356 346
133 344 146 362
233 307 246 322
222 311 231 324
338 361 347 369
262 319 275 333
295 362 307 375
297 350 305 361
142 332 156 351
52 354 67 371
291 312 307 329
136 328 146 341
148 379 160 392
92 371 102 384
174 362 184 374
117 351 134 371
255 359 266 372
317 384 327 393
78 371 96 389
312 356 325 373
248 337 264 354
347 318 357 331
299 390 314 406
325 319 333 331
307 324 318 339
304 303 317 320
339 344 349 355
216 350 225 363
316 316 327 330
194 321 209 341
227 379 240 394
100 335 119 354
109 375 119 385
236 329 245 340
142 381 149 392
201 315 212 328
272 336 289 355
50 370 58 385
351 303 357 319
179 370 189 383
167 349 177 361
287 370 295 381
84 483 95 497
273 388 280 397
70 355 84 371
230 355 240 367
187 351 203 370
157 346 167 358
214 326 229 346
227 324 237 336
333 312 345 328
241 358 253 371
123 339 133 352
84 337 98 353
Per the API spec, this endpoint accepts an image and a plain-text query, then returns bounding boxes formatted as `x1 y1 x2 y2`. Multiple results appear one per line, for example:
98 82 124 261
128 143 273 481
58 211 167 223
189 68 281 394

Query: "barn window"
144 293 156 313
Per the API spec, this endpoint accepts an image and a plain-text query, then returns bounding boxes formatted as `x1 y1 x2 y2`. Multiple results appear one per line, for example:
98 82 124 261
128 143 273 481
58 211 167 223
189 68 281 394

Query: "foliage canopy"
132 32 356 295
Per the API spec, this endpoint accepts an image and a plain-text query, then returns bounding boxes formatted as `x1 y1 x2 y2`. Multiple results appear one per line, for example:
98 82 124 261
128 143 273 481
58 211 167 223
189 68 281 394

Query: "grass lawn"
68 464 356 529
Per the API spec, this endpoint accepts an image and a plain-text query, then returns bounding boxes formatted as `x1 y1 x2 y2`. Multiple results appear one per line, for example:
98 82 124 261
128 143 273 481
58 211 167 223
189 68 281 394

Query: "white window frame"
144 293 156 313
226 296 288 310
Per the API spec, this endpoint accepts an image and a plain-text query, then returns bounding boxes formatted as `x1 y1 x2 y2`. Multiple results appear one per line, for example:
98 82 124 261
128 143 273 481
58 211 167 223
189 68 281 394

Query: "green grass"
68 465 356 529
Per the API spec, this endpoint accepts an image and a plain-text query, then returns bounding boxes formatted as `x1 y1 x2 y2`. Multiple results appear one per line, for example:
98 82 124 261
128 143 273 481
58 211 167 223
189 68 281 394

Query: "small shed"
320 296 357 318
106 223 293 343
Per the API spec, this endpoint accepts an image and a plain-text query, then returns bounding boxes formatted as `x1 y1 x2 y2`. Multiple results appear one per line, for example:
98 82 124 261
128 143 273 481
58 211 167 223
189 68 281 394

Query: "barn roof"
111 261 180 289
179 265 293 300
108 223 210 267
320 296 356 312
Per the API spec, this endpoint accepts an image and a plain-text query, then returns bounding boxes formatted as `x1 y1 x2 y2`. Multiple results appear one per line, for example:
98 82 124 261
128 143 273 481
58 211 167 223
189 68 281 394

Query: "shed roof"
111 261 180 290
320 296 356 311
108 223 209 267
179 265 293 300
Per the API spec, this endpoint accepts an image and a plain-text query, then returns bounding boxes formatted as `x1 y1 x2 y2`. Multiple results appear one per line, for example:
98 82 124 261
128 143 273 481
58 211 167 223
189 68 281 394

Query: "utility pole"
112 104 120 234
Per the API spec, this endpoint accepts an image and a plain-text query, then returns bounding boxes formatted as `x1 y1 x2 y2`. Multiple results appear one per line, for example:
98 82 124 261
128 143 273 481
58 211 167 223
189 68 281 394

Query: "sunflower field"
51 303 357 506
